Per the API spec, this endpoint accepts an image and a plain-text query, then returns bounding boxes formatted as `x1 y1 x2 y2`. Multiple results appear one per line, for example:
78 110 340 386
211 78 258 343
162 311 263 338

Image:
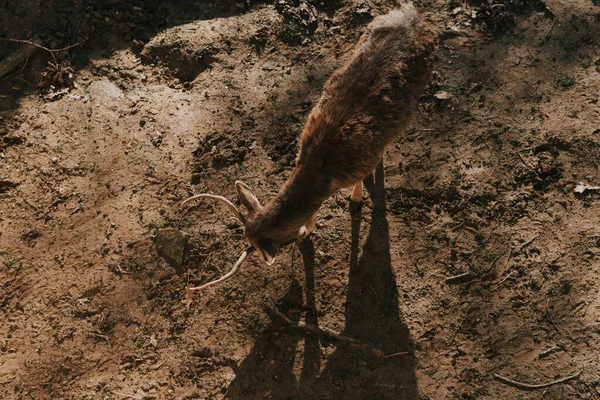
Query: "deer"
182 3 438 295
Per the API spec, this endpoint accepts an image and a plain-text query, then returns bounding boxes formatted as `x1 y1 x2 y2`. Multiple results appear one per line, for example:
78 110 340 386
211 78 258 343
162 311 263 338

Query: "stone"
155 229 189 272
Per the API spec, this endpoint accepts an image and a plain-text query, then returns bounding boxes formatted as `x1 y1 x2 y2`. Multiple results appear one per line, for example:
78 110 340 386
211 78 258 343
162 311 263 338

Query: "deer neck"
259 166 332 233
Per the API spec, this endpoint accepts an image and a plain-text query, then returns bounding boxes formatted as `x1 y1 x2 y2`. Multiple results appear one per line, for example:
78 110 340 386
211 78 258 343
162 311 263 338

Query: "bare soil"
1 0 600 399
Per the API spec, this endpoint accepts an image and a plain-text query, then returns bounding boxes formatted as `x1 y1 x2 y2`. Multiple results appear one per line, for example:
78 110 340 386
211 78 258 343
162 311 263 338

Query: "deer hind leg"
351 181 363 202
350 180 363 214
305 212 317 234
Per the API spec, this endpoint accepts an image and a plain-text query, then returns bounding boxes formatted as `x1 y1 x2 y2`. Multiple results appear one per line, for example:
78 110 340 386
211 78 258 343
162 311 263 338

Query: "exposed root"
493 371 581 390
265 305 397 359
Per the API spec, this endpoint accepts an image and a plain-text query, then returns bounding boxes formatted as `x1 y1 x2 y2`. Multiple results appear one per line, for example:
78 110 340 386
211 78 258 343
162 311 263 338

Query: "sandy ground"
1 0 600 399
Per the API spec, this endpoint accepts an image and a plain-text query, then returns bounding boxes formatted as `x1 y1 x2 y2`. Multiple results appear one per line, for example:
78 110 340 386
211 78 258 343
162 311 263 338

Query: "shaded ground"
1 0 600 399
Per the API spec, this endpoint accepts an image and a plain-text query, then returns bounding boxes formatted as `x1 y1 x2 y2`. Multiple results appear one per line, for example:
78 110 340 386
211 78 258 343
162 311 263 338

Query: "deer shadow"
226 162 417 399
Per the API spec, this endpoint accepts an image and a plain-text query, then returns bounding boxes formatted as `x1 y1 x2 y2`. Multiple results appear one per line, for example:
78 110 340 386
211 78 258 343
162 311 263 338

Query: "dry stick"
546 298 562 334
495 247 514 285
55 120 78 144
517 152 532 169
445 271 473 284
498 270 515 285
493 371 581 390
87 331 109 341
153 359 167 370
485 254 502 273
384 352 410 358
265 305 392 358
0 38 79 64
538 345 563 359
521 235 539 249
0 38 42 79
543 17 557 40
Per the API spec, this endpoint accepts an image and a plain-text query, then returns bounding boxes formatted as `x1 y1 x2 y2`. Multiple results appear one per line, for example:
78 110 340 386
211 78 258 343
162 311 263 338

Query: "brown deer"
183 3 438 293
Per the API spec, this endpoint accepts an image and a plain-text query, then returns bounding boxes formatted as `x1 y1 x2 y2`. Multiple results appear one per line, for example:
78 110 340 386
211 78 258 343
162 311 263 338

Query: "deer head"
181 180 310 294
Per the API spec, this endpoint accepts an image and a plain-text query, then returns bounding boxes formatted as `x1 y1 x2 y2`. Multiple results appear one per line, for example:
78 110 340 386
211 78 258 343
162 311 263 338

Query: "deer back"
297 5 438 191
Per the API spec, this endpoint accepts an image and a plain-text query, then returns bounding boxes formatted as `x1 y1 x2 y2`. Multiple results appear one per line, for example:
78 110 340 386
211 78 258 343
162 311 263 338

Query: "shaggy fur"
238 3 439 262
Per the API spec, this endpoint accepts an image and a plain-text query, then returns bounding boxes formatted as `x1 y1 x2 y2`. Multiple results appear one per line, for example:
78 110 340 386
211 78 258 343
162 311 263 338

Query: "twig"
494 247 514 284
517 152 532 169
106 221 114 238
484 254 502 274
265 305 389 358
426 269 441 279
503 247 513 268
546 298 562 334
521 235 539 249
116 264 130 275
0 38 42 79
538 345 563 359
69 206 82 216
384 352 409 358
445 271 473 284
493 371 581 390
87 331 110 341
153 359 167 370
55 120 78 144
543 17 557 40
0 38 79 64
20 197 43 214
498 270 515 285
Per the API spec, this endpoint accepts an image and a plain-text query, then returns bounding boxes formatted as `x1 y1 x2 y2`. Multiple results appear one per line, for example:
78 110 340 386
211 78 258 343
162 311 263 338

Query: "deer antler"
186 246 255 297
182 193 245 225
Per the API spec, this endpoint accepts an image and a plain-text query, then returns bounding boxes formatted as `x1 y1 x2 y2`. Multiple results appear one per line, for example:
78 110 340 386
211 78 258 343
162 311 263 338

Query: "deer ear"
235 181 262 214
259 238 278 266
297 225 308 239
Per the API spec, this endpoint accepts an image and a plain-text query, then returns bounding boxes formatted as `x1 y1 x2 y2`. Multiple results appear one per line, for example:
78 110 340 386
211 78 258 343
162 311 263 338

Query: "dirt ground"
1 0 600 399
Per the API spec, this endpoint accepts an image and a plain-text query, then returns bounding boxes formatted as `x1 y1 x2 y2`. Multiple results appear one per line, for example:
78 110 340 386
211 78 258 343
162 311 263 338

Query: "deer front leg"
350 180 363 214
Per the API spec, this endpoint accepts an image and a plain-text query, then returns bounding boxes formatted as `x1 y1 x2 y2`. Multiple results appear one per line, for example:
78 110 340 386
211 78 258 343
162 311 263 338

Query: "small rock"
0 180 19 194
151 131 163 147
434 91 459 109
191 347 213 358
120 362 133 370
155 229 189 272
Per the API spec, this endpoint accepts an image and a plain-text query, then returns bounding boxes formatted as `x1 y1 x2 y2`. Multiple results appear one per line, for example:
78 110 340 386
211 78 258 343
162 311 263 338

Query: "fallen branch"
265 305 395 358
0 38 42 79
445 271 473 284
493 371 581 390
0 38 79 65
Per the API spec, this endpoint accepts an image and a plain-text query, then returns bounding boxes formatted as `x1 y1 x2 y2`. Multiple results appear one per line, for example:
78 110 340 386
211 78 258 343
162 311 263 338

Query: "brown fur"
238 4 439 262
